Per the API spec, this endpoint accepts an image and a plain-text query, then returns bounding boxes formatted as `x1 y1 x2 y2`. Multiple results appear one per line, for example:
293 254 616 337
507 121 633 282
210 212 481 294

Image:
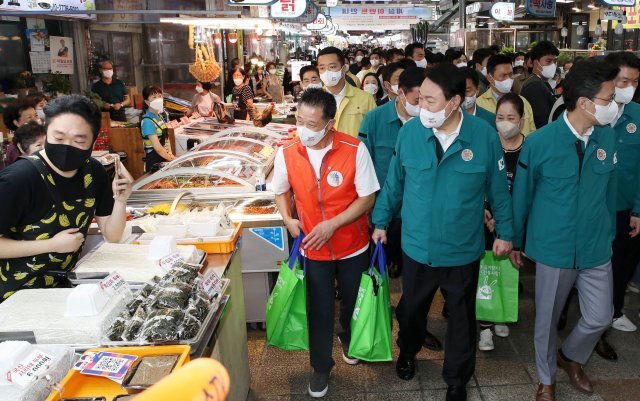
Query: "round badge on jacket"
461 149 473 162
597 149 607 161
327 171 344 187
627 123 637 134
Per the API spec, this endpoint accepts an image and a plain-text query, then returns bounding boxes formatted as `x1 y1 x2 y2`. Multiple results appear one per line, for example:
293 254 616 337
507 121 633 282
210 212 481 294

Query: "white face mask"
298 122 329 147
102 69 114 79
463 95 476 110
390 84 399 95
233 78 244 86
149 98 164 113
496 120 521 139
548 79 557 90
514 60 525 67
481 66 488 77
415 58 428 68
587 99 619 125
363 84 378 95
304 82 323 91
456 62 467 68
36 108 46 121
371 59 380 67
419 99 453 129
355 55 364 63
195 86 204 93
540 62 557 79
494 77 514 94
320 69 343 88
269 69 276 75
615 86 635 104
402 96 421 117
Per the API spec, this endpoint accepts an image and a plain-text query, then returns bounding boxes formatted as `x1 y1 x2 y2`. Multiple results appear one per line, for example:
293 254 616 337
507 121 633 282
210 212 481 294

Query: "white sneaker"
494 324 510 338
337 336 359 365
478 328 494 351
627 282 640 294
612 314 638 332
308 371 330 398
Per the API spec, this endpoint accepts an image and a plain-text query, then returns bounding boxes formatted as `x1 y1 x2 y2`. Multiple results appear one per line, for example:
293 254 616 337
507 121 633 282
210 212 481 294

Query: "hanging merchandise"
189 27 222 83
410 20 429 45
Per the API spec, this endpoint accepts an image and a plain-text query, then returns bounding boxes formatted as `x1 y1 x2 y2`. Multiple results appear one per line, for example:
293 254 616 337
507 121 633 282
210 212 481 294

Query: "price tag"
99 271 129 296
158 252 182 272
200 270 224 298
192 112 202 119
6 350 54 387
180 116 191 125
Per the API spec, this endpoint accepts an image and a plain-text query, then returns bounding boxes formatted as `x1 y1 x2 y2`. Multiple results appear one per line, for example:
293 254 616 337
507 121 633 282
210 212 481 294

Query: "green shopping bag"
266 234 308 350
348 241 393 362
475 251 519 323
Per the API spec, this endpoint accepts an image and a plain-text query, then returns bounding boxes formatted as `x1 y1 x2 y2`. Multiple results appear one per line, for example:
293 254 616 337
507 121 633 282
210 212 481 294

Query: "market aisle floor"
246 262 640 401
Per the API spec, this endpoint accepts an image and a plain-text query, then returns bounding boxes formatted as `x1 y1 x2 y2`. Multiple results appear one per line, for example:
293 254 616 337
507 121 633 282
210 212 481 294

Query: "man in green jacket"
600 52 640 346
510 60 619 401
372 63 514 401
359 67 443 352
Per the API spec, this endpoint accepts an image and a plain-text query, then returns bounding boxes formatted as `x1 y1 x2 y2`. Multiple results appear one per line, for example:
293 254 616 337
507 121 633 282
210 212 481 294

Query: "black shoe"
595 336 618 361
396 355 416 380
423 331 443 351
446 385 467 401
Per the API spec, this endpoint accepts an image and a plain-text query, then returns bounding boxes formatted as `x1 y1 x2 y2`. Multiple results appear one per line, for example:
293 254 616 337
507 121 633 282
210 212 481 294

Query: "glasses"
592 95 615 104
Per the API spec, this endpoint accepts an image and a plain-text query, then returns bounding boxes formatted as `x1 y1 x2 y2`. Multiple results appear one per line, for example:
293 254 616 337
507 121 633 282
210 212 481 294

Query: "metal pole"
459 0 467 34
158 29 164 92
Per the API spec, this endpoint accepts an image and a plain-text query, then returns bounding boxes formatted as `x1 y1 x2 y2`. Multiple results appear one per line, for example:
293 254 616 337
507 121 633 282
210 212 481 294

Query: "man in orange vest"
272 88 380 398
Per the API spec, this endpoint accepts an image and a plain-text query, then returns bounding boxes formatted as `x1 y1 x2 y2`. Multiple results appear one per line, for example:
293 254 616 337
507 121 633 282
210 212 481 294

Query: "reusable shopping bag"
475 251 519 323
348 242 393 362
266 234 309 350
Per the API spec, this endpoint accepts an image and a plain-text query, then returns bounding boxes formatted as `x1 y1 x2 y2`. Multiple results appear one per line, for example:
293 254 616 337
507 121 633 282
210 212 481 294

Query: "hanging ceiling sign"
0 0 95 19
490 2 515 21
526 0 556 18
327 0 338 6
270 0 308 19
307 13 328 30
287 2 319 23
319 19 335 33
331 6 431 30
602 9 624 19
227 0 278 4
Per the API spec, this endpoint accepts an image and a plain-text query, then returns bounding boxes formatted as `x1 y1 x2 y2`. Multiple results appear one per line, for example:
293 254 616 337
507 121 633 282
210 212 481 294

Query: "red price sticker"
158 252 182 272
99 272 128 296
200 270 223 298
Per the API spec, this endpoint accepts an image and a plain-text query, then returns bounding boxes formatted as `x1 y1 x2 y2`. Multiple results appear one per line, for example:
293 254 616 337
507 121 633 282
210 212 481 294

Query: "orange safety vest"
283 131 370 261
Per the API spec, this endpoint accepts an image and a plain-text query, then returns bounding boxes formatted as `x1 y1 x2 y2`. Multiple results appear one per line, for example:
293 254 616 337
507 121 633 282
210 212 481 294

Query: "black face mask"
44 139 92 172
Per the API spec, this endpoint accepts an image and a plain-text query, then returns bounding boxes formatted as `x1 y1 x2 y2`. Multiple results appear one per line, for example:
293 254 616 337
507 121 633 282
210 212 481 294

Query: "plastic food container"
44 345 191 401
65 284 109 317
187 217 221 237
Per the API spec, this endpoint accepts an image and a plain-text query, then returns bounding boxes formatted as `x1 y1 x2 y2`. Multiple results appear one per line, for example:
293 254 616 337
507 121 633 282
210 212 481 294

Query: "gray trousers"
534 262 614 385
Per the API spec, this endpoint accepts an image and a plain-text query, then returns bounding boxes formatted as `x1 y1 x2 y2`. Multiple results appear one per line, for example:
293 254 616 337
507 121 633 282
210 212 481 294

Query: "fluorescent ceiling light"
160 17 274 30
556 0 574 3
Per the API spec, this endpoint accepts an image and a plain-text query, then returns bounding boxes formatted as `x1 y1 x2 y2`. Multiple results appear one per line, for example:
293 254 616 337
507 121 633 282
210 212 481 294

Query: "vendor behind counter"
0 95 133 301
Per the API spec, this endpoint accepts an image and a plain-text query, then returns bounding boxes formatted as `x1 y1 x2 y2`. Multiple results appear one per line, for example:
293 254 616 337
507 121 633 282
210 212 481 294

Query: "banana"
10 227 17 233
59 214 70 228
76 212 86 226
44 275 54 286
47 174 56 186
0 270 6 282
41 213 57 224
31 264 45 271
25 277 37 287
49 254 63 263
62 201 75 211
61 254 73 269
3 291 15 299
22 225 33 232
85 198 96 208
36 233 50 241
84 174 93 189
13 272 28 280
81 215 89 228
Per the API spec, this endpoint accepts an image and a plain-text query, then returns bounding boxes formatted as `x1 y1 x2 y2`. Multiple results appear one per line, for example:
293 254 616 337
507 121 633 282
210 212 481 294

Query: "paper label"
6 350 54 387
80 351 137 383
158 252 182 272
99 271 128 296
200 270 224 298
180 116 191 125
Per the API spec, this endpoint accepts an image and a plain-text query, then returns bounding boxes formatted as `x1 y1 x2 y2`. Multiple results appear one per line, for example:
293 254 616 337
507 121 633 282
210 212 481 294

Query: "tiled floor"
247 262 640 401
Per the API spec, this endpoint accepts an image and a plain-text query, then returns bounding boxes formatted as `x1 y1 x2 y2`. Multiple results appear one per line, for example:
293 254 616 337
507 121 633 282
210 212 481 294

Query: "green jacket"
372 112 514 267
466 106 497 130
613 101 640 214
512 114 617 269
358 98 403 188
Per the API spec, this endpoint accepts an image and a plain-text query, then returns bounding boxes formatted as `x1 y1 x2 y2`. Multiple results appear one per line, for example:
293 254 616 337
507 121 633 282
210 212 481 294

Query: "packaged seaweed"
122 306 147 341
106 309 131 341
140 309 184 342
179 313 201 340
151 282 192 310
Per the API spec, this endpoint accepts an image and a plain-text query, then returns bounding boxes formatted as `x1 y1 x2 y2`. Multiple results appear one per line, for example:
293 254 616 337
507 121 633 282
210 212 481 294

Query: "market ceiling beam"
0 9 241 15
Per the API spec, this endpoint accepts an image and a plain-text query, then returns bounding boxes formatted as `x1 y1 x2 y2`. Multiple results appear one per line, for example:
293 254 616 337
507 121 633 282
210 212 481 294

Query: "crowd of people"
274 42 640 401
1 39 639 401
